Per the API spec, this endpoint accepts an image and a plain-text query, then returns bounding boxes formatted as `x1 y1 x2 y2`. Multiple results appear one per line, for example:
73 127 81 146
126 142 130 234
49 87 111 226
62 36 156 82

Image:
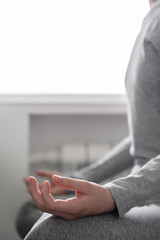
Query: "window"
0 0 149 95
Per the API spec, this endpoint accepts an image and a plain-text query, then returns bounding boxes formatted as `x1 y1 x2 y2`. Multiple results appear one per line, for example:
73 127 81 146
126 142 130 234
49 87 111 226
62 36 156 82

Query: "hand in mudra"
24 170 67 196
25 175 116 220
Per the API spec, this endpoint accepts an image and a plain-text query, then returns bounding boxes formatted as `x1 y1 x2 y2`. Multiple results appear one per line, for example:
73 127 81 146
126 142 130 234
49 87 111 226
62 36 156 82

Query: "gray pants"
24 204 160 240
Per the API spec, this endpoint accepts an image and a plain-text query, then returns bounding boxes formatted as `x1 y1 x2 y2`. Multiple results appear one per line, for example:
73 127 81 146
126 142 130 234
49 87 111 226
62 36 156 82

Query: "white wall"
30 114 128 154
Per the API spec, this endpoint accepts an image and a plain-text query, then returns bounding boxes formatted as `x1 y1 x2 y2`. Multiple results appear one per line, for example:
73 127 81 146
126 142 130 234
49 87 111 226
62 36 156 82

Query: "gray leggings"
24 204 160 240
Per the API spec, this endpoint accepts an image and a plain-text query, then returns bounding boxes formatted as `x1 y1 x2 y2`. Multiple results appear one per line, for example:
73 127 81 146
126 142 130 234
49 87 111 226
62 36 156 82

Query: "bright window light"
0 0 149 95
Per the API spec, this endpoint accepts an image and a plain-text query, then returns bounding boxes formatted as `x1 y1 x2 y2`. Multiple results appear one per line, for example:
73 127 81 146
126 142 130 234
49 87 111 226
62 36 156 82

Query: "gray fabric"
107 0 160 217
125 1 160 165
107 156 160 217
70 136 134 183
24 204 160 240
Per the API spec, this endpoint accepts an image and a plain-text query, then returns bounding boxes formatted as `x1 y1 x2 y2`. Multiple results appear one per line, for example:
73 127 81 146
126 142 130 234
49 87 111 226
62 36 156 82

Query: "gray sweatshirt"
72 1 160 217
107 1 160 217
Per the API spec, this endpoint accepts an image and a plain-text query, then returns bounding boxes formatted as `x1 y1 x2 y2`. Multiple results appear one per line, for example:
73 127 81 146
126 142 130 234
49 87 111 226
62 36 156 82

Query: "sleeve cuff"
105 181 134 218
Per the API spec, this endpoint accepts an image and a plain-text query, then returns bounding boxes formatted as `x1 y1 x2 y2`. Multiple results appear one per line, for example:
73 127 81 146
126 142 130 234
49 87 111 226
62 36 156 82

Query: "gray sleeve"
69 136 134 183
106 155 160 217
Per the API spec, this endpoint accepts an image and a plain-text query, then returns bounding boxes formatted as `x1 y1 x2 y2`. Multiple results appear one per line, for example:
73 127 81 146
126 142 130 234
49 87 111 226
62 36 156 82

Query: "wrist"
104 187 116 212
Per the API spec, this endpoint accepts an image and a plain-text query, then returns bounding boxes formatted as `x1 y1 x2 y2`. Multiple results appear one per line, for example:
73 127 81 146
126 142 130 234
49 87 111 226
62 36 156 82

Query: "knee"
24 213 117 240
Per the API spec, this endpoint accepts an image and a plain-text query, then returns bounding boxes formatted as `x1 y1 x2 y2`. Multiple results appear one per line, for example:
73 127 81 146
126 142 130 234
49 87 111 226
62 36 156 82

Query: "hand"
25 175 116 220
24 170 67 196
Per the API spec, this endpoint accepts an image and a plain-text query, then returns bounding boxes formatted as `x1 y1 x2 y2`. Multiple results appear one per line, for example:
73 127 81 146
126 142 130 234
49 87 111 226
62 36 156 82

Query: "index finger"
52 175 90 193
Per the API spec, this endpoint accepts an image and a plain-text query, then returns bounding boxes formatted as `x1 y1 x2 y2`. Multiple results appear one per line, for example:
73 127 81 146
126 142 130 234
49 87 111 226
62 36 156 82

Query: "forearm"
106 155 160 217
70 136 134 183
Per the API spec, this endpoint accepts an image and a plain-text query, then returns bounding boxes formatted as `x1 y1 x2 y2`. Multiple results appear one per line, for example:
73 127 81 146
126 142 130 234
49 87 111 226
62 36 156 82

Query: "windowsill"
0 94 127 115
0 94 126 103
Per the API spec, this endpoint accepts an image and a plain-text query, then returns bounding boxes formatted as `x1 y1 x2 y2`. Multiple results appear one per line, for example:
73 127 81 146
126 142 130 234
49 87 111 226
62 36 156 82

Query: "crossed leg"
24 204 160 240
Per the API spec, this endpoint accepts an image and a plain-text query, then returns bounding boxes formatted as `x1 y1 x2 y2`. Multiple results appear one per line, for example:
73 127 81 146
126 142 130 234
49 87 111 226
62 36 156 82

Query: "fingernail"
53 175 60 183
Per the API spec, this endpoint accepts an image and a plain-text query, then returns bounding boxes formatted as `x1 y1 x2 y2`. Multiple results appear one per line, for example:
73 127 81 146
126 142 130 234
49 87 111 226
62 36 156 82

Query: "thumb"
52 175 89 193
